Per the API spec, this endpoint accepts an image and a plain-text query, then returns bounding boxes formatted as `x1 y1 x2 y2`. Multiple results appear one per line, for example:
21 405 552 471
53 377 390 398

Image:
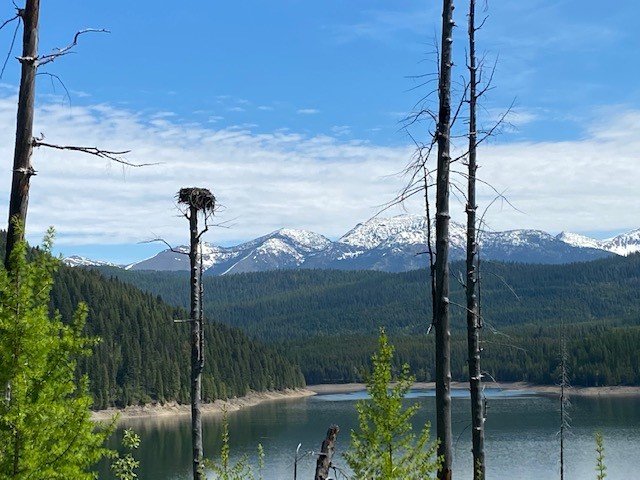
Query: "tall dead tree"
434 0 455 478
465 0 485 478
559 327 570 480
4 0 39 268
177 187 215 480
3 1 143 268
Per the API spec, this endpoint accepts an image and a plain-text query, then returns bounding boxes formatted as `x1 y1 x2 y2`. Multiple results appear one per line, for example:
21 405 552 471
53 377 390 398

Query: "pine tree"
205 411 263 480
595 432 606 480
344 330 440 479
0 229 110 479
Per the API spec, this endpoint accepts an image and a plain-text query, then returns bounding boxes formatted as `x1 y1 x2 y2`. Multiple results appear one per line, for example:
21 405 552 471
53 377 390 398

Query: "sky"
0 0 638 263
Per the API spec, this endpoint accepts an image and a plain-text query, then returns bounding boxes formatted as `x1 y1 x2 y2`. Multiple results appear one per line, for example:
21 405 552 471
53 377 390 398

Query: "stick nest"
177 187 216 213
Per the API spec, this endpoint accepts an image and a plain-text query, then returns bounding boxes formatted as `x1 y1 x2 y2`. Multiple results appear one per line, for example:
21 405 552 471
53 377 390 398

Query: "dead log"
314 425 339 480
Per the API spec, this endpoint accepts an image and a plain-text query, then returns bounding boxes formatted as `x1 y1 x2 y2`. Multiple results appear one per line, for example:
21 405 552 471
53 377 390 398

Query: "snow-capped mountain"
602 229 640 256
128 228 332 275
556 232 603 250
62 255 120 268
556 229 640 256
67 215 640 275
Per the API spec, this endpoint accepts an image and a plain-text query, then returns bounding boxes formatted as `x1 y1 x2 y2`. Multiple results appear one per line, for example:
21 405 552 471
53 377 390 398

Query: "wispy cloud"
297 108 320 115
1 95 639 252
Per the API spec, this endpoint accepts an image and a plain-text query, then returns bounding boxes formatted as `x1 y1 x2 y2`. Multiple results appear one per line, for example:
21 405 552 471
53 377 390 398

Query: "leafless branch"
485 271 520 301
37 28 110 66
0 14 20 79
140 237 188 256
36 72 70 104
0 12 18 32
32 138 156 167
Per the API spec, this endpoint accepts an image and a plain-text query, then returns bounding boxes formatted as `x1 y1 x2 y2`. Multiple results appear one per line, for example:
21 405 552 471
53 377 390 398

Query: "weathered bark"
434 0 454 478
189 205 204 480
314 425 339 480
559 332 568 480
5 0 39 268
466 1 485 478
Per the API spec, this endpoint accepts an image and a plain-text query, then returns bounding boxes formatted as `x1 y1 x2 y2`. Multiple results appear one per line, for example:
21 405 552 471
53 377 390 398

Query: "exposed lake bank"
91 388 316 422
93 381 640 422
308 381 640 397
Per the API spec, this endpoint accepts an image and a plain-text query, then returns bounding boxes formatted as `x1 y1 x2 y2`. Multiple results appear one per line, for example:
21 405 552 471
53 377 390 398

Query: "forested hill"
98 253 640 341
0 233 305 409
95 254 640 387
50 267 305 409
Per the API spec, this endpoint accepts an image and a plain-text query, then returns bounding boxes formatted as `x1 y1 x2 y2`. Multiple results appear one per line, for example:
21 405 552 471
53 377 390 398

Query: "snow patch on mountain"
602 229 640 256
63 255 119 268
67 215 638 274
556 232 604 250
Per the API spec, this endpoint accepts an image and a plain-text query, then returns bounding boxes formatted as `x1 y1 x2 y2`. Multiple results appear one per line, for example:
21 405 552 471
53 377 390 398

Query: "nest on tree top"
177 187 216 213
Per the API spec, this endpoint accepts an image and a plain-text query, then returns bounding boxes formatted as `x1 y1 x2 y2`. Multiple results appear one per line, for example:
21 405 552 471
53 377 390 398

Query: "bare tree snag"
177 187 215 480
434 0 455 478
5 0 39 268
559 326 570 480
3 2 135 268
314 425 339 480
466 1 485 478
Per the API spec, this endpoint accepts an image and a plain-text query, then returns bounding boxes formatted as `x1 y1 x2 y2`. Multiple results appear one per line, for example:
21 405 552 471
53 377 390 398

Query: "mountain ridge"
64 215 639 273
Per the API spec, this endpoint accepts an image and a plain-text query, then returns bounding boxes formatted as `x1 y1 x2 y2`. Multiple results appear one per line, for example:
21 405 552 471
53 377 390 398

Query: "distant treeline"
102 254 640 340
288 324 640 386
99 254 640 387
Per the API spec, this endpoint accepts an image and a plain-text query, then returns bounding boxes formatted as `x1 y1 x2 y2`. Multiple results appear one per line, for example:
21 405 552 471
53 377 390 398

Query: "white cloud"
296 108 319 115
0 95 638 251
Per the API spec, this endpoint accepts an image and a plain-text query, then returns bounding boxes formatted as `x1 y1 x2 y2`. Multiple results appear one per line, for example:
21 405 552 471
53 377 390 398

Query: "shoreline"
307 381 640 397
91 388 316 422
92 381 640 422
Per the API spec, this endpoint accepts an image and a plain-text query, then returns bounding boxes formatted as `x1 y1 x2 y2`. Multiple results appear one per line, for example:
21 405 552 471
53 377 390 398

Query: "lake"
99 388 640 479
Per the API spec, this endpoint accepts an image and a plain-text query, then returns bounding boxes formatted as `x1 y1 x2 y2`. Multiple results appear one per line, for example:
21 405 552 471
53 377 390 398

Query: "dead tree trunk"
434 0 455 478
466 1 485 478
177 187 215 480
559 329 569 480
5 0 39 268
314 425 339 480
189 205 204 480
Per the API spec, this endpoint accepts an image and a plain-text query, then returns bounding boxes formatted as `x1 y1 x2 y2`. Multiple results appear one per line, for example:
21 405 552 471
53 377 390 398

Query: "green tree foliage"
344 330 440 479
595 432 606 480
49 267 305 409
110 429 141 480
0 231 110 479
205 411 264 480
102 256 640 387
103 253 640 341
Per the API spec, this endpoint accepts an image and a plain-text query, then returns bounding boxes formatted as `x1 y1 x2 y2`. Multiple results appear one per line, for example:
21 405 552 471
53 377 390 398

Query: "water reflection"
98 391 640 479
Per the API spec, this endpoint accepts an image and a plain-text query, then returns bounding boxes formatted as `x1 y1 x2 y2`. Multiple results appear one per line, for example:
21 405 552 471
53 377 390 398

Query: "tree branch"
37 28 110 66
32 138 156 167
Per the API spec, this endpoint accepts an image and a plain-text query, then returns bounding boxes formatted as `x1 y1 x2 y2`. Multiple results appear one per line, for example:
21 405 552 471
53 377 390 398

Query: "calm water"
99 389 640 479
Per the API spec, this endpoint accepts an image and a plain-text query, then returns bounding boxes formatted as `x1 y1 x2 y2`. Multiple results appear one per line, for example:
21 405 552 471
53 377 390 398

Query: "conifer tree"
0 228 110 479
595 432 606 480
345 330 440 479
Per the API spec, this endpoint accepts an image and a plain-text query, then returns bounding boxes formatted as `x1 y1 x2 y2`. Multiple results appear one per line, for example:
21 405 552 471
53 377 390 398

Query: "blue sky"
0 0 638 263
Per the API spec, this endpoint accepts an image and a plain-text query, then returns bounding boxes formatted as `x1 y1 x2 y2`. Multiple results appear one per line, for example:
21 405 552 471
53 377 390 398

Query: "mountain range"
64 214 640 274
